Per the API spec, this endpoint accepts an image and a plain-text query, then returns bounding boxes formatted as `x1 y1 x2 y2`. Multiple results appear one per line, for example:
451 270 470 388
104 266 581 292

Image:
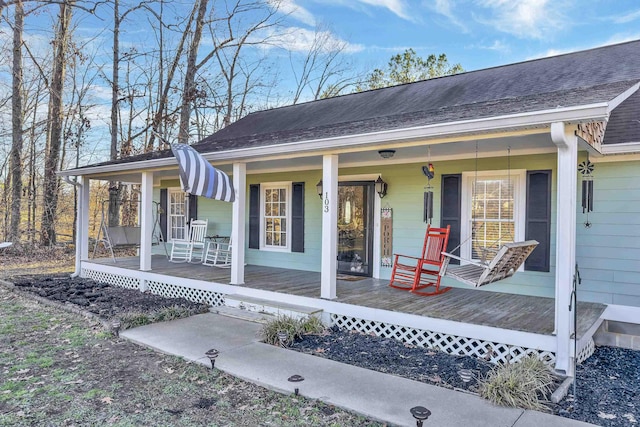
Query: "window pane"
471 176 515 261
262 186 289 248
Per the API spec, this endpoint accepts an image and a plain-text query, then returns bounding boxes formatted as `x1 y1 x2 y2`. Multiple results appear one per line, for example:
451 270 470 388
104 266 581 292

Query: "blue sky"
3 0 640 166
282 0 640 73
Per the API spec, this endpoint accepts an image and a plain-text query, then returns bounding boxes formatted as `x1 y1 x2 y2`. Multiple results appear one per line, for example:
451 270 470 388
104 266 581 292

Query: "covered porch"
83 255 606 367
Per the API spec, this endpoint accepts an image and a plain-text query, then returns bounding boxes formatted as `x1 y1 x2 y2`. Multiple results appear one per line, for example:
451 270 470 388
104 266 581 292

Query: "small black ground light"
205 348 219 369
287 374 304 395
410 406 431 426
277 331 289 347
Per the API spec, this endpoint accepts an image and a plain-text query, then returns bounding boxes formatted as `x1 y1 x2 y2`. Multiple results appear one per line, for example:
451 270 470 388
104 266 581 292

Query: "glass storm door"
337 182 374 276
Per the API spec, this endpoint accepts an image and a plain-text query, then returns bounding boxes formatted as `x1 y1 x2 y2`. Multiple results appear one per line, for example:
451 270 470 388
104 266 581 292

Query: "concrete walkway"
121 312 595 427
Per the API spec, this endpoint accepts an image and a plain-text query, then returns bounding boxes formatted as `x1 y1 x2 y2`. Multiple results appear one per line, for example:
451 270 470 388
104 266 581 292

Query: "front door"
337 181 374 276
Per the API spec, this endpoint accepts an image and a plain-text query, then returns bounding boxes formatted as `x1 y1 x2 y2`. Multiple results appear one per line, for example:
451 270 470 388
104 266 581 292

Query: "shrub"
118 304 207 330
119 312 151 330
261 315 325 346
478 356 555 412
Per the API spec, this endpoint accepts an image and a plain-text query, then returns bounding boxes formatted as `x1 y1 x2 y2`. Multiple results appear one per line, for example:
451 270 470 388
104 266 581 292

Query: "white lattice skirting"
81 268 225 307
146 280 224 306
82 269 140 290
330 313 558 365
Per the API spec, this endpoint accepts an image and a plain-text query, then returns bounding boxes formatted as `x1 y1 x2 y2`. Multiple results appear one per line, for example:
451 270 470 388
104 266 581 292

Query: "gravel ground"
291 327 639 427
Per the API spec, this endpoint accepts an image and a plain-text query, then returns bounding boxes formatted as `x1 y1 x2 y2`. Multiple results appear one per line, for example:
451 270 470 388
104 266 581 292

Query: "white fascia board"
59 102 610 178
607 82 640 112
600 141 640 155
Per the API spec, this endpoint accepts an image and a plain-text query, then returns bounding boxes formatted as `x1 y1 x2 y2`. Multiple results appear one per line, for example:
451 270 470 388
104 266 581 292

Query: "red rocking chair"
389 225 451 296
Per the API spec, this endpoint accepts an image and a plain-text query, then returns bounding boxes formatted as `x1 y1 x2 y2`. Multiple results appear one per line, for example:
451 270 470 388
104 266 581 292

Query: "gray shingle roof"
603 90 640 145
72 40 640 171
199 39 640 149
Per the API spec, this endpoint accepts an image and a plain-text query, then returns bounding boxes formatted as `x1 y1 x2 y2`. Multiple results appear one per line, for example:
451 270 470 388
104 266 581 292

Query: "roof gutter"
58 102 610 177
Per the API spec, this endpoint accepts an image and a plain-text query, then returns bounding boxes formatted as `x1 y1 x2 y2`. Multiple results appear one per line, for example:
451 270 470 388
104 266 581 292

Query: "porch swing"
92 193 167 263
439 145 538 288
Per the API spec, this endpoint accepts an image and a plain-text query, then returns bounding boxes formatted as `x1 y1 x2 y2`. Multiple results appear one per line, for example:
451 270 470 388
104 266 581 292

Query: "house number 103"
324 192 329 212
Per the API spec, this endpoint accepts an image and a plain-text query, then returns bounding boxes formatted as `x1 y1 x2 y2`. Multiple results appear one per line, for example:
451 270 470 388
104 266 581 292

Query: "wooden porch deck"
90 255 605 340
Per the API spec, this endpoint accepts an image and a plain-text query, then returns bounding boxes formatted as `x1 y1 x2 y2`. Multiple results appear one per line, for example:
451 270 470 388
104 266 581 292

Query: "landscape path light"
410 406 431 426
277 331 289 347
287 374 304 396
111 319 121 337
205 348 219 369
458 368 474 384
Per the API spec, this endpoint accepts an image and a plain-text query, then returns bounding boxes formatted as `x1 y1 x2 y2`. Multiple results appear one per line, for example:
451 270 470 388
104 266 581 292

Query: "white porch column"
231 162 246 285
73 176 90 277
321 154 338 299
139 171 154 272
551 122 578 376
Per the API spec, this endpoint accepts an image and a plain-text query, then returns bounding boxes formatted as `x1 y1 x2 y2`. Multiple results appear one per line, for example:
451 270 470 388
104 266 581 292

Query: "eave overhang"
59 102 613 178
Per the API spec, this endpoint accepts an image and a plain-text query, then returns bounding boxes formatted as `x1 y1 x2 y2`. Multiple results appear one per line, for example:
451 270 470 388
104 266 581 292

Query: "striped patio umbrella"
171 143 235 202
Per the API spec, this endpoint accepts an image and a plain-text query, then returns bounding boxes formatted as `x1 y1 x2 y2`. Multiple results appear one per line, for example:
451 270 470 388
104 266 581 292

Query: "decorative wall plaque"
381 207 393 267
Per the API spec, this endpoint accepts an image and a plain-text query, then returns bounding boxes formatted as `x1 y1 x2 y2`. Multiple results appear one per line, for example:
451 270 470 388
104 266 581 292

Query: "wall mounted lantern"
375 176 388 199
316 180 323 198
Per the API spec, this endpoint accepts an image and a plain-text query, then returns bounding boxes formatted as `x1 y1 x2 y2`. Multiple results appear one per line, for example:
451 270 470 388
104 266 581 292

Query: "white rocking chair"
203 237 232 268
439 240 538 287
169 219 208 263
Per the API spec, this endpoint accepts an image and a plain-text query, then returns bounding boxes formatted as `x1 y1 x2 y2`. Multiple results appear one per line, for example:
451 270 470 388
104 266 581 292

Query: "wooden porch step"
210 305 275 324
224 294 322 320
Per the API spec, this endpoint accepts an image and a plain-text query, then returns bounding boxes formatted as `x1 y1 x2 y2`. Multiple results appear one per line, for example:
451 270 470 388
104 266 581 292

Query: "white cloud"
356 0 412 21
317 0 414 22
474 0 568 40
611 9 640 24
264 26 364 53
274 0 316 26
528 35 640 60
480 39 510 53
431 0 468 32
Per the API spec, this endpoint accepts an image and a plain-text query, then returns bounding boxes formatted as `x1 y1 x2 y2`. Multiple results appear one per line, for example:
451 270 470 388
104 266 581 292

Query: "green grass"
0 287 379 427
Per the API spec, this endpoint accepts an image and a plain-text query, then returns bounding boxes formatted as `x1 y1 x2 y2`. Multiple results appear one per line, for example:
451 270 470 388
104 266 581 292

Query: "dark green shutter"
159 189 167 242
188 194 198 223
249 184 260 249
292 182 305 253
525 170 551 272
441 174 462 264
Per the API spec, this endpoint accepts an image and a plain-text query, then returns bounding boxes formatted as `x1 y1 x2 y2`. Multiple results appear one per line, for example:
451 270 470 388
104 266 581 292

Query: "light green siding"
153 155 640 308
575 160 640 306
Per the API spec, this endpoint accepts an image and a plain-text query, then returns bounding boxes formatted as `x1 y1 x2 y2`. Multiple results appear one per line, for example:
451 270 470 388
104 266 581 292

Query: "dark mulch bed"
9 274 209 319
556 346 640 426
290 326 494 393
291 327 640 426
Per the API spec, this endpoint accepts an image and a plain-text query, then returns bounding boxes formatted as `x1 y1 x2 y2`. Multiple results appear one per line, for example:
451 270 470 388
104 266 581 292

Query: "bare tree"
41 0 74 246
290 25 359 104
8 0 25 243
212 0 281 129
177 0 209 144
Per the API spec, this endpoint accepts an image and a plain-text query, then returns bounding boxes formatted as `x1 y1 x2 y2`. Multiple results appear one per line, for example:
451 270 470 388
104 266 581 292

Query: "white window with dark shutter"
461 170 526 263
260 182 292 251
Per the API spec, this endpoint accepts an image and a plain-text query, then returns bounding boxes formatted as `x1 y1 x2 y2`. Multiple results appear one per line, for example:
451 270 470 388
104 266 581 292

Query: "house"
60 40 640 376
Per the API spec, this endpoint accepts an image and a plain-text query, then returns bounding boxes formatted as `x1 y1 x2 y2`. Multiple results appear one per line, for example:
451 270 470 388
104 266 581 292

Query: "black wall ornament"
422 162 435 224
578 159 594 228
